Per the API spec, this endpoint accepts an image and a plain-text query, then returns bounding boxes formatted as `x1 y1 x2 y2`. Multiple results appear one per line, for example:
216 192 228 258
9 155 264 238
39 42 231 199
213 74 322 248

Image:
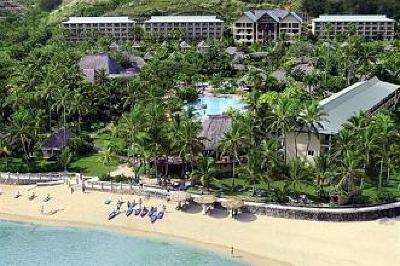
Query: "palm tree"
118 105 146 165
373 113 396 188
8 110 36 159
190 155 216 191
334 129 354 162
338 150 364 194
268 97 296 162
99 143 116 179
298 101 327 160
313 154 335 197
286 159 309 195
259 139 280 190
218 125 247 191
238 147 263 195
174 116 203 176
53 88 72 150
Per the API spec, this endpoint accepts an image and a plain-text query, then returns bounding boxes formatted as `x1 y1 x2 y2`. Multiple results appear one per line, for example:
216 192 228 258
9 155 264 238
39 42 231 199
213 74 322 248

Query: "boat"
140 207 148 217
148 207 157 217
150 213 158 223
133 206 141 216
157 211 164 220
126 203 134 217
108 209 118 220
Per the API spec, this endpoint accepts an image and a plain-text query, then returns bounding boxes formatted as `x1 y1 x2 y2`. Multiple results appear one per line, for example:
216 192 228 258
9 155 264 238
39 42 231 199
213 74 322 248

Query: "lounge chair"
300 195 314 204
43 194 51 202
288 196 299 204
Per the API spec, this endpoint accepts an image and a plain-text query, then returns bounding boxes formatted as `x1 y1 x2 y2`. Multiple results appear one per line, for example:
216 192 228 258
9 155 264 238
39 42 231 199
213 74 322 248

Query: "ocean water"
0 221 243 266
189 96 245 120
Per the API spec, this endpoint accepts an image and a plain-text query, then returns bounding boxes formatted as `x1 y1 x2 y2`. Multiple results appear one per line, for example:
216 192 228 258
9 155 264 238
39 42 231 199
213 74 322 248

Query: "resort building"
312 15 395 40
62 17 136 42
233 9 303 44
143 16 224 40
41 128 74 159
79 53 140 83
286 77 400 161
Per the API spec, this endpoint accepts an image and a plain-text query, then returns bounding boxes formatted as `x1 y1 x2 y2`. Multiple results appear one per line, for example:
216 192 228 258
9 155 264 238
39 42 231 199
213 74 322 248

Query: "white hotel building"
143 16 224 40
63 17 136 42
233 10 303 44
312 15 395 40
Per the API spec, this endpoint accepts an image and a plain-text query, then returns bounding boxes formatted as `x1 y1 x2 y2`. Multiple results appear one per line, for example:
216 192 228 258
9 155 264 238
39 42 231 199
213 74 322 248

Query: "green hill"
49 0 286 23
47 0 400 24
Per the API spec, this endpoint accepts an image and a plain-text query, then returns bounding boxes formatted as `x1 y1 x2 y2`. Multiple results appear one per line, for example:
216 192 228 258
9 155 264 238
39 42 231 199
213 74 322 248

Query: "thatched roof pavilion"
199 115 232 152
41 128 74 158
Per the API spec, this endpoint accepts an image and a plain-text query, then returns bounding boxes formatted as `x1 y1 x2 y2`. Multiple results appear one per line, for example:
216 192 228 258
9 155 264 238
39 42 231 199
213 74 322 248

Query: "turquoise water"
189 96 245 120
0 221 243 266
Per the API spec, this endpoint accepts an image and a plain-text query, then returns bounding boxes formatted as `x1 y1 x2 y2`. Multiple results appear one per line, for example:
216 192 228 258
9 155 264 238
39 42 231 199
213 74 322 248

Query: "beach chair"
288 196 299 204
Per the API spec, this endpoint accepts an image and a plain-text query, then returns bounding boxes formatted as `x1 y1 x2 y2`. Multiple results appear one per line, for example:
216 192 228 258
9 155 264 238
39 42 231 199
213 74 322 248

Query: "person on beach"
231 246 234 257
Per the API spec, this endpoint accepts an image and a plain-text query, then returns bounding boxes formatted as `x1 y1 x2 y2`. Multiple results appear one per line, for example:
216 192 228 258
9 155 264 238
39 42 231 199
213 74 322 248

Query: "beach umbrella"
193 195 217 205
170 191 192 202
221 199 244 218
170 191 192 209
194 195 217 215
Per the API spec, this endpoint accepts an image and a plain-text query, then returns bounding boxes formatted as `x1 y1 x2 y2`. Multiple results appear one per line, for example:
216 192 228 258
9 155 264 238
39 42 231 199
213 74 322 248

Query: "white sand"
0 184 399 266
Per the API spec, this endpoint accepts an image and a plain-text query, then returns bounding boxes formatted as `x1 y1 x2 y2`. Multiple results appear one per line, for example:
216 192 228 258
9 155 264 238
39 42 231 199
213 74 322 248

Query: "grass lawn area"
361 173 400 203
68 152 118 177
193 174 400 204
189 177 319 203
0 157 59 173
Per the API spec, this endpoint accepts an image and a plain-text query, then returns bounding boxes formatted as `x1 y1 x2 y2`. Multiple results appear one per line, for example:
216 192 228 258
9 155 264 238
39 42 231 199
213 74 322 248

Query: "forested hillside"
47 0 400 22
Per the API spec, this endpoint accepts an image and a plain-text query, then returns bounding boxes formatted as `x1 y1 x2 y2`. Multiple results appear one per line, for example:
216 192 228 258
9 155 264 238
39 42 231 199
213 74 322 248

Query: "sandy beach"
0 184 399 266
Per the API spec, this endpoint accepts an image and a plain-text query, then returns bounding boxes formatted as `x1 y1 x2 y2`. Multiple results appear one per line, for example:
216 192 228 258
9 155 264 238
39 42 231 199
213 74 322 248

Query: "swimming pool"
188 96 245 120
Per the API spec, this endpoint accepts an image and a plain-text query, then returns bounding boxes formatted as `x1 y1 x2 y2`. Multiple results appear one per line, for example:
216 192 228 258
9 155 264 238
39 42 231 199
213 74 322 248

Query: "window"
307 150 315 156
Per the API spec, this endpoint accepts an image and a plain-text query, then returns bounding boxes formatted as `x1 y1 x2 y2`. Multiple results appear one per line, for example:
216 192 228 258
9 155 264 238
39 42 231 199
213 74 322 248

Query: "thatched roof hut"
180 41 191 49
199 115 232 152
110 42 120 51
132 40 141 48
143 51 153 61
41 128 74 158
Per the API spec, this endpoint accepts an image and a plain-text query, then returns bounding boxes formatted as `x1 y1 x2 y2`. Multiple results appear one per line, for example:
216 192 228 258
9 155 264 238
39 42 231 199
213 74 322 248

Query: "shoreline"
0 213 274 266
0 185 285 266
0 184 399 266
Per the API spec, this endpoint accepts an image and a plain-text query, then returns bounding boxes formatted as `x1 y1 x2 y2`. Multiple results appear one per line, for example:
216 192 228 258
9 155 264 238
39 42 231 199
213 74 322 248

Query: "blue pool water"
189 96 245 120
0 221 243 266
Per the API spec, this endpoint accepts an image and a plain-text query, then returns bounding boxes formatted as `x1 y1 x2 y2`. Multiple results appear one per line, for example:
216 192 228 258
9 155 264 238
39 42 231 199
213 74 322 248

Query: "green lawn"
68 152 118 177
361 173 400 203
0 157 59 173
68 128 124 177
190 173 400 204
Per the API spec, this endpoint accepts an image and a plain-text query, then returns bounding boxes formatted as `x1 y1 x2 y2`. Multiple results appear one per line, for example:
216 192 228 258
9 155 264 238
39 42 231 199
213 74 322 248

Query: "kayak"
126 206 134 217
108 210 117 220
148 207 156 217
150 213 158 223
157 211 164 220
140 207 148 217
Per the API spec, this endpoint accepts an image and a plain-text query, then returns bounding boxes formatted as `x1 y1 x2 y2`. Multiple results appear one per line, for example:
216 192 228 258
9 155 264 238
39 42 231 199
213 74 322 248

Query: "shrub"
39 0 63 12
177 87 199 102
